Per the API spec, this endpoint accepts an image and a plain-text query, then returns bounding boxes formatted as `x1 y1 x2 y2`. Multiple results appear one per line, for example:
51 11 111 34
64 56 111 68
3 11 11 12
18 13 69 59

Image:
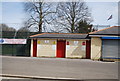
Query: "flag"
107 15 112 20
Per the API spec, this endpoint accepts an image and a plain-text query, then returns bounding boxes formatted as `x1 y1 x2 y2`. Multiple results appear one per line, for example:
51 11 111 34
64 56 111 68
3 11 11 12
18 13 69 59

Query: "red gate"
33 39 37 57
56 40 66 58
86 40 91 59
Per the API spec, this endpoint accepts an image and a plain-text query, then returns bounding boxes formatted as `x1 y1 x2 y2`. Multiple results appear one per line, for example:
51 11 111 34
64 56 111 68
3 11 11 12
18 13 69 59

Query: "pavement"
0 77 119 81
0 56 119 80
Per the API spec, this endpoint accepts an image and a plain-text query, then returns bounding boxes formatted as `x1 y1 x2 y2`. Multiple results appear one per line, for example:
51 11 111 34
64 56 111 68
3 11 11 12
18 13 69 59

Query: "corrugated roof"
89 26 120 35
30 33 88 39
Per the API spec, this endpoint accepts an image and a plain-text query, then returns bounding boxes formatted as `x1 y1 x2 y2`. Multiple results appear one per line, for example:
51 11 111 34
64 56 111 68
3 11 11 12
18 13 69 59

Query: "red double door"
56 40 66 58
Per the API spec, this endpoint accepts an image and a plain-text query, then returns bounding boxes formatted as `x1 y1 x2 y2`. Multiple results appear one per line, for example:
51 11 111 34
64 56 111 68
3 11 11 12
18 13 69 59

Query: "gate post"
86 40 91 59
33 39 37 57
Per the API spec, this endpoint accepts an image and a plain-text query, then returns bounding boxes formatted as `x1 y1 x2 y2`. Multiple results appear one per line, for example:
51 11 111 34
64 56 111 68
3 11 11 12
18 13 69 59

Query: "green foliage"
2 31 37 39
75 20 92 33
0 24 16 32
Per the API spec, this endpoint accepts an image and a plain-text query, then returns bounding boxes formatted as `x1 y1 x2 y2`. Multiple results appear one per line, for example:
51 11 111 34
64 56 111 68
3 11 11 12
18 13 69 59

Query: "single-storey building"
30 26 119 61
30 33 91 59
89 26 120 61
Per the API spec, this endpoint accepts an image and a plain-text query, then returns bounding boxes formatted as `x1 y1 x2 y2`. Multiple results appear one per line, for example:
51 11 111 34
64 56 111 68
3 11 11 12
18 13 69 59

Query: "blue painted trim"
101 37 120 39
102 57 120 59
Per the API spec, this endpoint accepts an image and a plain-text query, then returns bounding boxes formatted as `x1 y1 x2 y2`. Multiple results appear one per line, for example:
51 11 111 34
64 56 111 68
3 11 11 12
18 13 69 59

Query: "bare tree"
24 0 56 32
52 1 92 33
17 27 30 32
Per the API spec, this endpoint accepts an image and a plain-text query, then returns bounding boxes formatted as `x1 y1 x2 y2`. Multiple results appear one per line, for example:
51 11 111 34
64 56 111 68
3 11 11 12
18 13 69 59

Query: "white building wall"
91 37 102 60
66 40 86 58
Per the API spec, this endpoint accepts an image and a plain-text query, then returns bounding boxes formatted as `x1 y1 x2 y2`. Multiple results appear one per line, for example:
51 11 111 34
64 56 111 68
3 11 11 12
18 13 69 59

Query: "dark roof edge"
30 37 90 40
30 33 88 38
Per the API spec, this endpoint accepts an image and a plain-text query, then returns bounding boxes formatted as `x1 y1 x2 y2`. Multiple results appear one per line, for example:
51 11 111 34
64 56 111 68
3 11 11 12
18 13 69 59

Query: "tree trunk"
38 2 42 33
71 16 75 33
71 23 74 33
38 22 42 32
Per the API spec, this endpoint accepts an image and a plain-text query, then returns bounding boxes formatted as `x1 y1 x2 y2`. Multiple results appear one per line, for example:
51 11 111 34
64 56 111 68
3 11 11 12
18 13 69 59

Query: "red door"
56 40 66 58
86 40 91 59
33 39 37 57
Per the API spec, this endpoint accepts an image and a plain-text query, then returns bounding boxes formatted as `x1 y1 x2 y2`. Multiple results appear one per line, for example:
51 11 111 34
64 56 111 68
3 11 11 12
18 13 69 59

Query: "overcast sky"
0 0 119 30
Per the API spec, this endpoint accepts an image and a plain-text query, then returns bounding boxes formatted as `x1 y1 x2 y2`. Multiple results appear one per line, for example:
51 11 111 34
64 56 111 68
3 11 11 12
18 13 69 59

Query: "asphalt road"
1 56 119 80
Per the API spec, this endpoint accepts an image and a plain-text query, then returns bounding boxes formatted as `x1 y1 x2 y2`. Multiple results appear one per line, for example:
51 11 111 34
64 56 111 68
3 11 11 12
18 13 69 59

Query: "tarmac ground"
0 56 119 80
